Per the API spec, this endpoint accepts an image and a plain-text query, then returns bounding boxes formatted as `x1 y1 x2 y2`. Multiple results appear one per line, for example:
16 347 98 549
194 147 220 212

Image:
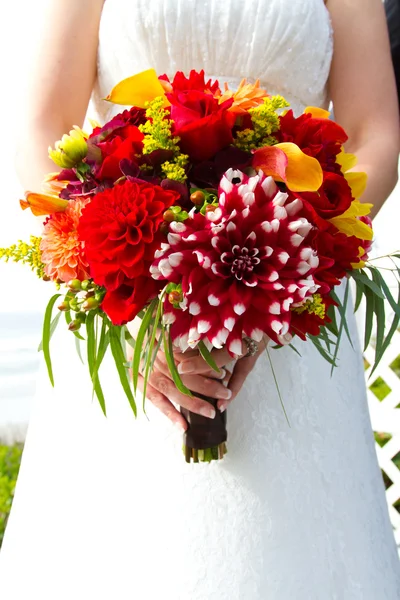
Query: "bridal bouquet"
2 69 400 462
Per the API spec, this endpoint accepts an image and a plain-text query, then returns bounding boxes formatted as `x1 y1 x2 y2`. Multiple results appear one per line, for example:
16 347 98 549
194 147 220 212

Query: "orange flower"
41 173 70 195
40 198 90 283
218 79 268 114
20 191 68 216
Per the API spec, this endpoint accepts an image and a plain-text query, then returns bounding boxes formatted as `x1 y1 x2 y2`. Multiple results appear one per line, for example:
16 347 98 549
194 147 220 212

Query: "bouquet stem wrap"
181 394 227 463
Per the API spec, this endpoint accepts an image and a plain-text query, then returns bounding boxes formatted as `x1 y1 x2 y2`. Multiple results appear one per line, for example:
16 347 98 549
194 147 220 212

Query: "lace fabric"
1 1 400 598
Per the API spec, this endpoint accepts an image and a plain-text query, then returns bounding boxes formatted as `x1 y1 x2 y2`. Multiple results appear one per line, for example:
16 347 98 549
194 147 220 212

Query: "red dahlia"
78 180 179 323
151 170 321 351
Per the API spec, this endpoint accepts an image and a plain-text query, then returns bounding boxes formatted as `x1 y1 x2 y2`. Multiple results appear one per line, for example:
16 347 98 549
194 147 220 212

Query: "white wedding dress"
1 0 400 598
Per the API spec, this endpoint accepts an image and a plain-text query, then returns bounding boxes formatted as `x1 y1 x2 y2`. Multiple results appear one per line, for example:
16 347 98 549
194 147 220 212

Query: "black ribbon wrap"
180 394 227 450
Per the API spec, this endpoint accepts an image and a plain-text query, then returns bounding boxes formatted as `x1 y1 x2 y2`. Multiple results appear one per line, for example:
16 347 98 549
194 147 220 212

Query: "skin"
17 0 399 431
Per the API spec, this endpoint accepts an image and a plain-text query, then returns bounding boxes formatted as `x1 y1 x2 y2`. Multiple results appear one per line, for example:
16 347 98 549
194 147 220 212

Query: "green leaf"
351 269 385 299
132 298 158 392
163 325 192 397
330 284 353 349
91 319 109 416
370 286 400 377
308 335 337 366
125 329 135 349
110 325 137 416
288 343 302 357
198 341 220 373
41 294 62 386
354 279 364 313
266 346 290 426
75 336 84 364
326 301 339 337
330 278 351 374
142 296 163 412
368 266 400 319
85 311 97 378
364 287 375 352
37 311 61 351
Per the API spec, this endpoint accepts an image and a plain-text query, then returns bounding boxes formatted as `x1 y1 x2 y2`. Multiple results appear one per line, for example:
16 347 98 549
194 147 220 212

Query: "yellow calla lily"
105 68 170 108
252 142 323 192
303 106 330 119
20 192 68 217
351 246 368 270
336 148 357 172
328 200 374 240
344 171 368 200
275 142 324 192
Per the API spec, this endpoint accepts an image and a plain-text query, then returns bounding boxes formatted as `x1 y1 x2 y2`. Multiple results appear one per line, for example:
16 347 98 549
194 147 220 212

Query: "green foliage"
0 444 23 548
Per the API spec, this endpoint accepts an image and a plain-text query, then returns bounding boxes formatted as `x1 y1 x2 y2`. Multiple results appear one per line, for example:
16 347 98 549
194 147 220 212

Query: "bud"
42 274 51 282
57 300 70 312
81 279 91 291
75 311 87 323
168 290 183 305
83 297 100 311
68 299 79 311
94 292 105 303
68 319 81 332
67 279 82 292
163 209 175 223
190 190 205 206
205 204 217 213
159 221 170 235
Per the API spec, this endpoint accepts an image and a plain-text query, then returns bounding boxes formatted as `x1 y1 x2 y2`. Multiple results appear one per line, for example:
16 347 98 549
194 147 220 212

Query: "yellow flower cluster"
234 95 290 152
0 236 45 279
161 154 189 183
293 294 326 319
139 97 188 182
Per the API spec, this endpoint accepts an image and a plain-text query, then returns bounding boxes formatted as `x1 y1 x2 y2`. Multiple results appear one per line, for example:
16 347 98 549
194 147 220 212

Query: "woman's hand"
177 343 264 413
136 341 264 430
136 348 232 432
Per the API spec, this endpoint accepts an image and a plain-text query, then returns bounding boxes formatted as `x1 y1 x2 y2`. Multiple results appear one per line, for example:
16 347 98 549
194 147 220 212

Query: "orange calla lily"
252 142 323 192
303 106 331 119
20 192 68 217
105 68 170 108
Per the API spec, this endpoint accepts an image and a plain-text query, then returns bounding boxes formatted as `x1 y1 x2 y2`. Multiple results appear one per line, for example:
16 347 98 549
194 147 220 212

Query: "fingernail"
216 388 232 400
217 369 226 380
178 361 195 374
174 422 186 434
199 406 216 419
219 403 227 414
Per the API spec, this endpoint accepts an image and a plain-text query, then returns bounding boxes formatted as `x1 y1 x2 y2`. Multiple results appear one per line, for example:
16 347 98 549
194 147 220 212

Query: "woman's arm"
327 0 400 218
16 0 104 190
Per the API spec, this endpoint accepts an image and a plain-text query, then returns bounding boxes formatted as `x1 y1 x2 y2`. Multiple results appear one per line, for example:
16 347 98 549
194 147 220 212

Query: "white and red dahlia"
151 169 320 353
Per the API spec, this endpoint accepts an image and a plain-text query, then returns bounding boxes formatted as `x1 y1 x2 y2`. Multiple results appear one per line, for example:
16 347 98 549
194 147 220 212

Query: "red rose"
78 180 179 323
95 125 144 181
298 172 354 227
101 278 160 325
311 226 362 293
277 110 348 174
165 71 236 162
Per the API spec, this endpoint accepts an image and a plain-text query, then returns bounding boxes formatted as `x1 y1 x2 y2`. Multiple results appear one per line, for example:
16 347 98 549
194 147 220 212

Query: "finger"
217 356 258 412
136 374 187 432
149 371 217 419
179 373 232 402
154 356 227 382
177 343 246 375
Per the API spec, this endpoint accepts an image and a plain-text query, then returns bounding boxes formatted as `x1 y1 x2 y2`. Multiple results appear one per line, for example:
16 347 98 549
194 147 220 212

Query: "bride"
1 0 400 598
